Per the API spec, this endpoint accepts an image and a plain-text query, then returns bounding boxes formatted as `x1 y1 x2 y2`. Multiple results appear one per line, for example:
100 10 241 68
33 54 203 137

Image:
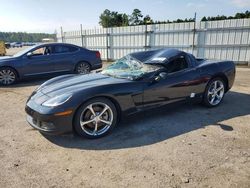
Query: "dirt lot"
0 50 250 187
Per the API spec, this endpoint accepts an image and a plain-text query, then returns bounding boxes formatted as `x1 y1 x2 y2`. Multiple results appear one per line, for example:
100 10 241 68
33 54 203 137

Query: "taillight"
96 51 101 58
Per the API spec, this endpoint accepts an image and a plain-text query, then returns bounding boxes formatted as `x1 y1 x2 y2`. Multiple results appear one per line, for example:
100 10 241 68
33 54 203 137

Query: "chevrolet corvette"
25 49 235 138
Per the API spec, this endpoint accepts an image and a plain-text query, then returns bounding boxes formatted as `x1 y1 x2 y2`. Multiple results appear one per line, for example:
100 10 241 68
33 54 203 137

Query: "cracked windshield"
101 55 160 80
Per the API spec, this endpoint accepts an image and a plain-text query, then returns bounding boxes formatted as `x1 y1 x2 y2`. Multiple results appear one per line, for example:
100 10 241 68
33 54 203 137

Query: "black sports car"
25 49 235 138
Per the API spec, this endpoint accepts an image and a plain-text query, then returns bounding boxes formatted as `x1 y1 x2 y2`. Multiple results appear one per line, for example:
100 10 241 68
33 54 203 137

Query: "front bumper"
25 104 73 135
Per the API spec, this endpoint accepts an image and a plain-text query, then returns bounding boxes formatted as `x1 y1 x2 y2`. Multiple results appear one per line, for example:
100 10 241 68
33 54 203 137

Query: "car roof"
33 42 80 48
130 48 183 63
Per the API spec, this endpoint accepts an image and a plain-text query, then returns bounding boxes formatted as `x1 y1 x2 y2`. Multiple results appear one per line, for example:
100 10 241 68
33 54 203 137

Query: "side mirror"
27 52 32 57
155 72 168 82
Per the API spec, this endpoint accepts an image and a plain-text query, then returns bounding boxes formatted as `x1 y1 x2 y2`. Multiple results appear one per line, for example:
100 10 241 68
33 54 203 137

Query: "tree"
0 32 55 42
143 15 153 24
201 16 207 21
129 9 143 25
99 9 113 28
201 11 250 22
122 14 129 26
99 9 250 27
99 9 129 27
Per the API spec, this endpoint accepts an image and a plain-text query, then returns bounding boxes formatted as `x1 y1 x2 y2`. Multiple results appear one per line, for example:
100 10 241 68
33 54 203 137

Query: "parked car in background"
11 42 23 48
0 43 102 85
5 42 11 49
23 42 36 46
25 49 235 138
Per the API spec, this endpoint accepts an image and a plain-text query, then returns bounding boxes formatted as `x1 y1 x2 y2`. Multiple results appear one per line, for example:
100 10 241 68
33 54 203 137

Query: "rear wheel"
203 78 225 107
74 98 117 139
75 62 90 74
0 67 17 85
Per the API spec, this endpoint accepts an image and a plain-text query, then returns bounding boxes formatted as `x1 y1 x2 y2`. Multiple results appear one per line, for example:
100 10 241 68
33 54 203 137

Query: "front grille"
26 115 55 131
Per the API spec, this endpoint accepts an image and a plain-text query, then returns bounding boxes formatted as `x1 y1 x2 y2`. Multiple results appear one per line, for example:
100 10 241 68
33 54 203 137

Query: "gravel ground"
0 48 249 187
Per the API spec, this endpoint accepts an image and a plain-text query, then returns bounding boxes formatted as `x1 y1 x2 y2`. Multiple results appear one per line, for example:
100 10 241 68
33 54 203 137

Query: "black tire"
75 62 91 74
74 97 118 139
0 67 18 85
203 77 225 107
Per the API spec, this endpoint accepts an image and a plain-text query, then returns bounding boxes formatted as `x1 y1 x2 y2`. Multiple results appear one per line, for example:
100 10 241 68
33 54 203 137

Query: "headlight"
42 93 72 107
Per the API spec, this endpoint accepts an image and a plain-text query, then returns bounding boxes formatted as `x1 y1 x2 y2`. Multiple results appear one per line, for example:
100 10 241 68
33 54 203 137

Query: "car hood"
0 56 16 62
40 73 131 97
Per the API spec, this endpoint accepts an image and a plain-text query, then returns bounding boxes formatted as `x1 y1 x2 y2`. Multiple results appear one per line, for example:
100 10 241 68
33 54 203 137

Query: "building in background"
42 38 55 43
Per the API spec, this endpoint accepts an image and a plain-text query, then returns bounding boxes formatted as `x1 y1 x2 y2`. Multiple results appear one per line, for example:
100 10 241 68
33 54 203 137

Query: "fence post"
80 24 84 47
192 12 197 54
145 24 148 50
106 28 109 60
144 23 153 50
60 26 63 42
60 26 64 43
196 21 206 58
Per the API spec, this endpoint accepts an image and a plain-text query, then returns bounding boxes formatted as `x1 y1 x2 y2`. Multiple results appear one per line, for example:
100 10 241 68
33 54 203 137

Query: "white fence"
57 18 250 64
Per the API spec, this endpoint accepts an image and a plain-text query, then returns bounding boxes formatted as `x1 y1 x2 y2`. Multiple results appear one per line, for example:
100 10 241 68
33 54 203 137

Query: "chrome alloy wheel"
0 69 16 85
77 62 90 74
80 102 114 136
207 80 225 106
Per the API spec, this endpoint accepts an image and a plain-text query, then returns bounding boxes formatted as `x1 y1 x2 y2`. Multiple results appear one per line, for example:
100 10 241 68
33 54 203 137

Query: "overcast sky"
0 0 250 33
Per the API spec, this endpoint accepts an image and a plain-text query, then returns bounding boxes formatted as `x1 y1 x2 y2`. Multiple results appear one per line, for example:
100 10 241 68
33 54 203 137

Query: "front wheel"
0 67 17 85
203 78 225 107
74 98 118 139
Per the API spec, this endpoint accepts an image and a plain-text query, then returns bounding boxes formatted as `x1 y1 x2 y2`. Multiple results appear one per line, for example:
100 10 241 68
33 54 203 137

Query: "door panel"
21 45 55 77
52 45 78 72
22 55 54 76
143 68 201 109
52 53 75 72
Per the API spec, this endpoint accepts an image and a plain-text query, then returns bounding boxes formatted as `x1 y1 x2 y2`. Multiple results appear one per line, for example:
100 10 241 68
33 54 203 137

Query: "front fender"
67 82 144 117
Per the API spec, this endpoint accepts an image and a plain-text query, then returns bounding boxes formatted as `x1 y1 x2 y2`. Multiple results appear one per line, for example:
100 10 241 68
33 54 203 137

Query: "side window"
69 46 78 52
165 55 189 73
54 45 78 54
54 45 70 54
30 46 52 56
30 47 46 56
